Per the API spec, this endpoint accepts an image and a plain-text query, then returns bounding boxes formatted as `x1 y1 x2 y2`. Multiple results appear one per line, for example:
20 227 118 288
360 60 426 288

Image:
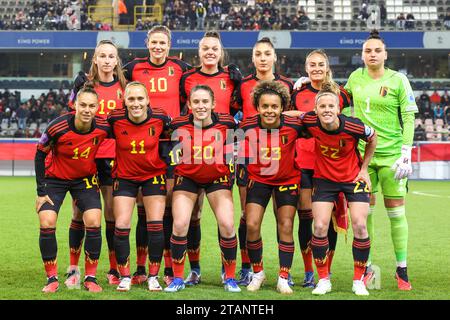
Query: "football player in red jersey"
233 37 294 286
164 85 240 293
300 84 377 296
285 49 351 288
179 31 242 285
124 26 191 285
239 81 305 294
35 84 110 293
66 40 127 288
107 82 170 292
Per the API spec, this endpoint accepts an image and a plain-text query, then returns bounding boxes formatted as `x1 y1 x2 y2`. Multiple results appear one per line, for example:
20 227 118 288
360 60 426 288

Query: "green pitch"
1 177 449 300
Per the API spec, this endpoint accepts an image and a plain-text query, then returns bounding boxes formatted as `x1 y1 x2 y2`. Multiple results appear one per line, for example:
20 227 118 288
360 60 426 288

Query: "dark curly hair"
252 80 290 111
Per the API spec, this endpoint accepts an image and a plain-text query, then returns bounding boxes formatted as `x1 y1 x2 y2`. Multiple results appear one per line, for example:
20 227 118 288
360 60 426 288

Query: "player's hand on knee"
293 76 311 90
35 195 54 213
391 145 413 180
354 169 371 191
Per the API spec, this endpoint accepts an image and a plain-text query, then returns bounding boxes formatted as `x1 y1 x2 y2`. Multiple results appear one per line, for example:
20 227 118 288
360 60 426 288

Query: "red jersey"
239 114 305 185
124 56 191 118
171 112 236 183
108 107 170 181
94 79 124 159
180 67 235 114
235 73 293 120
301 112 375 183
37 113 110 180
292 84 351 170
69 75 125 159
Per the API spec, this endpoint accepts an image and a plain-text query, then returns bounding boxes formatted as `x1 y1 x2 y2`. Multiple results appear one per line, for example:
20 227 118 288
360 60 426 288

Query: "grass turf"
0 177 449 300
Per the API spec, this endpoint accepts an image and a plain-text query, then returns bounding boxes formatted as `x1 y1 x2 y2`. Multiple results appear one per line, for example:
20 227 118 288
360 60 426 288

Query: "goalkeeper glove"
293 76 311 90
391 145 413 180
227 63 242 84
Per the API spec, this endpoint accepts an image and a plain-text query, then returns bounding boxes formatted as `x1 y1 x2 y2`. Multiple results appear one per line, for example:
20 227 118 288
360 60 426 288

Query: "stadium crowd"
0 0 111 31
1 0 449 31
0 88 70 137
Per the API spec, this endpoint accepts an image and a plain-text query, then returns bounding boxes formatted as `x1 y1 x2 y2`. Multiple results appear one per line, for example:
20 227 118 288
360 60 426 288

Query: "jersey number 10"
149 78 168 92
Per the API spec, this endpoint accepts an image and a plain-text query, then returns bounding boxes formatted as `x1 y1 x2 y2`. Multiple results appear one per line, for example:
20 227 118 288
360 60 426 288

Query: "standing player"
179 31 242 285
35 84 110 293
344 30 417 290
301 84 377 296
108 82 170 292
286 49 350 288
240 81 303 294
123 25 191 285
65 39 127 288
233 37 293 286
165 85 240 293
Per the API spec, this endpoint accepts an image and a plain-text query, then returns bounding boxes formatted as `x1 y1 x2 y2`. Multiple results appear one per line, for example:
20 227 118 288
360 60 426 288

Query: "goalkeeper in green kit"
343 30 417 291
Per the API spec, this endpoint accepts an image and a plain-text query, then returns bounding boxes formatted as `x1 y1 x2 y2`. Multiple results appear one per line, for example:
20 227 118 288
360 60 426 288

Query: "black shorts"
300 169 314 189
246 180 299 209
95 158 113 186
173 174 233 195
113 176 167 198
160 140 177 179
312 178 370 203
39 175 102 213
236 164 249 187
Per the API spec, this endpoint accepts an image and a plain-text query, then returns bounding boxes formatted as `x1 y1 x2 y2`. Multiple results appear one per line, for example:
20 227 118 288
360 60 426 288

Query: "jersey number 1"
365 97 371 113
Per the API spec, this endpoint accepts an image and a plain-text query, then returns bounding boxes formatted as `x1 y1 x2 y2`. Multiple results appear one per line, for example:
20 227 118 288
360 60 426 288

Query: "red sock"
301 246 314 273
44 259 58 278
118 259 130 278
148 262 161 277
327 250 335 273
241 249 250 264
136 246 147 267
172 255 186 279
163 249 173 269
85 256 98 277
109 251 118 270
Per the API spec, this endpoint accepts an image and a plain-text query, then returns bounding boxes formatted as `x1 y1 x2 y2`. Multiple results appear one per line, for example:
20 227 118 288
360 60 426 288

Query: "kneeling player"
35 84 110 293
240 81 305 294
165 85 240 293
108 82 170 292
301 84 377 296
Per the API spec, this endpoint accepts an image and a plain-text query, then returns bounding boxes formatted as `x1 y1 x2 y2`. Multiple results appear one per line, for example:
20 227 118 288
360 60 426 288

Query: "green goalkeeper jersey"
344 68 418 157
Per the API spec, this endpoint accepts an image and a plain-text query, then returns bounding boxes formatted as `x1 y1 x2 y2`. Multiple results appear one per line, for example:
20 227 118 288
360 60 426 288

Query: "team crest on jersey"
379 86 389 97
117 89 123 100
149 126 155 136
281 134 289 145
168 66 174 76
92 137 98 145
220 79 226 90
339 139 346 148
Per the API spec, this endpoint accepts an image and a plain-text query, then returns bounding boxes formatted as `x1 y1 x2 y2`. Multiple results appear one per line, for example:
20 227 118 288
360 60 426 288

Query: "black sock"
40 227 57 263
136 206 148 267
298 209 313 252
105 220 115 252
238 217 250 270
187 219 201 270
114 227 130 267
147 220 164 276
279 241 295 279
328 219 338 251
246 238 263 268
68 219 84 261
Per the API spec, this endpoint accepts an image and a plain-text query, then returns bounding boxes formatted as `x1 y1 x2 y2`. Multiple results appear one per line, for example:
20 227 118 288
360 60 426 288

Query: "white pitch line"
411 191 450 199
